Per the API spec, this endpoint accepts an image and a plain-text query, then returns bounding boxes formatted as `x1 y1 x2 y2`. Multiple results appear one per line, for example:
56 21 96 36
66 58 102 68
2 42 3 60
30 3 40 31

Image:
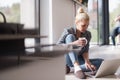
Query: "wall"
40 0 50 44
52 0 74 43
40 0 74 44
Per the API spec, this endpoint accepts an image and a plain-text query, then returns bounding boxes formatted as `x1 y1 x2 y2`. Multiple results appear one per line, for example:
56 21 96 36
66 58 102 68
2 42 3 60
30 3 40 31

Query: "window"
109 0 120 44
0 0 20 23
0 0 40 49
88 0 98 44
0 0 39 29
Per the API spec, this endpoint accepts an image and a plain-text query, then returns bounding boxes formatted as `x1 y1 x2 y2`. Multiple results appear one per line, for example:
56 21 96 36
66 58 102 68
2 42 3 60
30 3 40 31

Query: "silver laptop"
85 59 120 78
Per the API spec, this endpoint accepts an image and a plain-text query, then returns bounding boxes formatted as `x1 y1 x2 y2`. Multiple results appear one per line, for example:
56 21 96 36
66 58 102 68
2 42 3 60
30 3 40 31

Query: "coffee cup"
79 37 87 45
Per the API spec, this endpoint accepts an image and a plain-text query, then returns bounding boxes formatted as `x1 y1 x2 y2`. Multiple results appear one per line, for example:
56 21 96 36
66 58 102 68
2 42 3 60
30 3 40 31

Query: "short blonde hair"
75 7 89 23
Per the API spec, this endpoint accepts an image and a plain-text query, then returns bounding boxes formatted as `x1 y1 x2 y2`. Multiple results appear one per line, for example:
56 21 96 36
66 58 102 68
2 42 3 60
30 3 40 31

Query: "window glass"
88 0 98 44
0 0 39 50
109 0 120 31
0 0 20 23
109 0 120 44
0 0 36 29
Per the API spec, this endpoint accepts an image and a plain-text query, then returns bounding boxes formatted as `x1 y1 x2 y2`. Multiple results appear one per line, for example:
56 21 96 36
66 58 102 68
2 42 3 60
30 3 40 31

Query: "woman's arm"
83 52 89 63
68 39 87 47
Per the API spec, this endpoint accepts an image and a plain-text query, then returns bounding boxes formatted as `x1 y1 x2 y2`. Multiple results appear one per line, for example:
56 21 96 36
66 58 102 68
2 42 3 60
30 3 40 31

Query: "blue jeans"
111 26 120 46
65 34 103 72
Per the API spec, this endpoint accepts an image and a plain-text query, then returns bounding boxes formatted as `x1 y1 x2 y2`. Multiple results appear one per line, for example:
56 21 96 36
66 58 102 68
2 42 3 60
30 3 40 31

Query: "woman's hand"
85 61 96 72
73 38 87 46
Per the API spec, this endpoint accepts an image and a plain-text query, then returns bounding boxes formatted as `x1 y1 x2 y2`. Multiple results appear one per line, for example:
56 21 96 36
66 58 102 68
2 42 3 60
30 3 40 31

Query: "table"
0 34 47 40
27 44 82 57
0 34 47 64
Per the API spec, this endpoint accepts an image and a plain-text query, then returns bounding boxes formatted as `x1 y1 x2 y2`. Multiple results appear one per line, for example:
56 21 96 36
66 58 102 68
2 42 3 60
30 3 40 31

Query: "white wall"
52 0 74 43
40 0 75 44
40 0 50 44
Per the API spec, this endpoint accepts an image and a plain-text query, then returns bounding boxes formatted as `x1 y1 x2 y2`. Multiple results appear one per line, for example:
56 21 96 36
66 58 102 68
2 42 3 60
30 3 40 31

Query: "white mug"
79 37 88 45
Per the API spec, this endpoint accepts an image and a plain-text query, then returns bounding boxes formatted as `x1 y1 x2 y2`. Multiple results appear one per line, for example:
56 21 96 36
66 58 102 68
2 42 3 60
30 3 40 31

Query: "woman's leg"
65 34 86 79
65 34 79 67
111 27 119 46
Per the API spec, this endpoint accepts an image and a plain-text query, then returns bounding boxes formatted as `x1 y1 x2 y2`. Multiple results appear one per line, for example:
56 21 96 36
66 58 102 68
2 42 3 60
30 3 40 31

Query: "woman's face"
76 19 89 33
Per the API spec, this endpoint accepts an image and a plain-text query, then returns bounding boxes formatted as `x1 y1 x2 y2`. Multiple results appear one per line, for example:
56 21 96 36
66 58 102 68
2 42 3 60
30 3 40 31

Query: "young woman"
57 7 103 79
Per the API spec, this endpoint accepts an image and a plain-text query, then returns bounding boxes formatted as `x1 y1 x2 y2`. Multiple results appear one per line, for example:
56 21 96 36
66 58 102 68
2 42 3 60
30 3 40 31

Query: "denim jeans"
65 34 103 72
111 26 120 46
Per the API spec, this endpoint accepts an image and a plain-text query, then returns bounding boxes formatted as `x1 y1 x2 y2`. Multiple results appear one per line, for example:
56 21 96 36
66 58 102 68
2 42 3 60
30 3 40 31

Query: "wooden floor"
0 56 65 80
66 45 120 80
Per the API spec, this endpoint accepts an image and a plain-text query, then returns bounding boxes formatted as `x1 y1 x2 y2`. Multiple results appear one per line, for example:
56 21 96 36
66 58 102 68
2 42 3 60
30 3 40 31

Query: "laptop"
85 59 120 78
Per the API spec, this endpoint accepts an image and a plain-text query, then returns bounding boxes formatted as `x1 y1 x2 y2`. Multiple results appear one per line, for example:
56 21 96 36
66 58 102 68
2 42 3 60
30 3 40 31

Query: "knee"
66 34 76 40
65 34 76 43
